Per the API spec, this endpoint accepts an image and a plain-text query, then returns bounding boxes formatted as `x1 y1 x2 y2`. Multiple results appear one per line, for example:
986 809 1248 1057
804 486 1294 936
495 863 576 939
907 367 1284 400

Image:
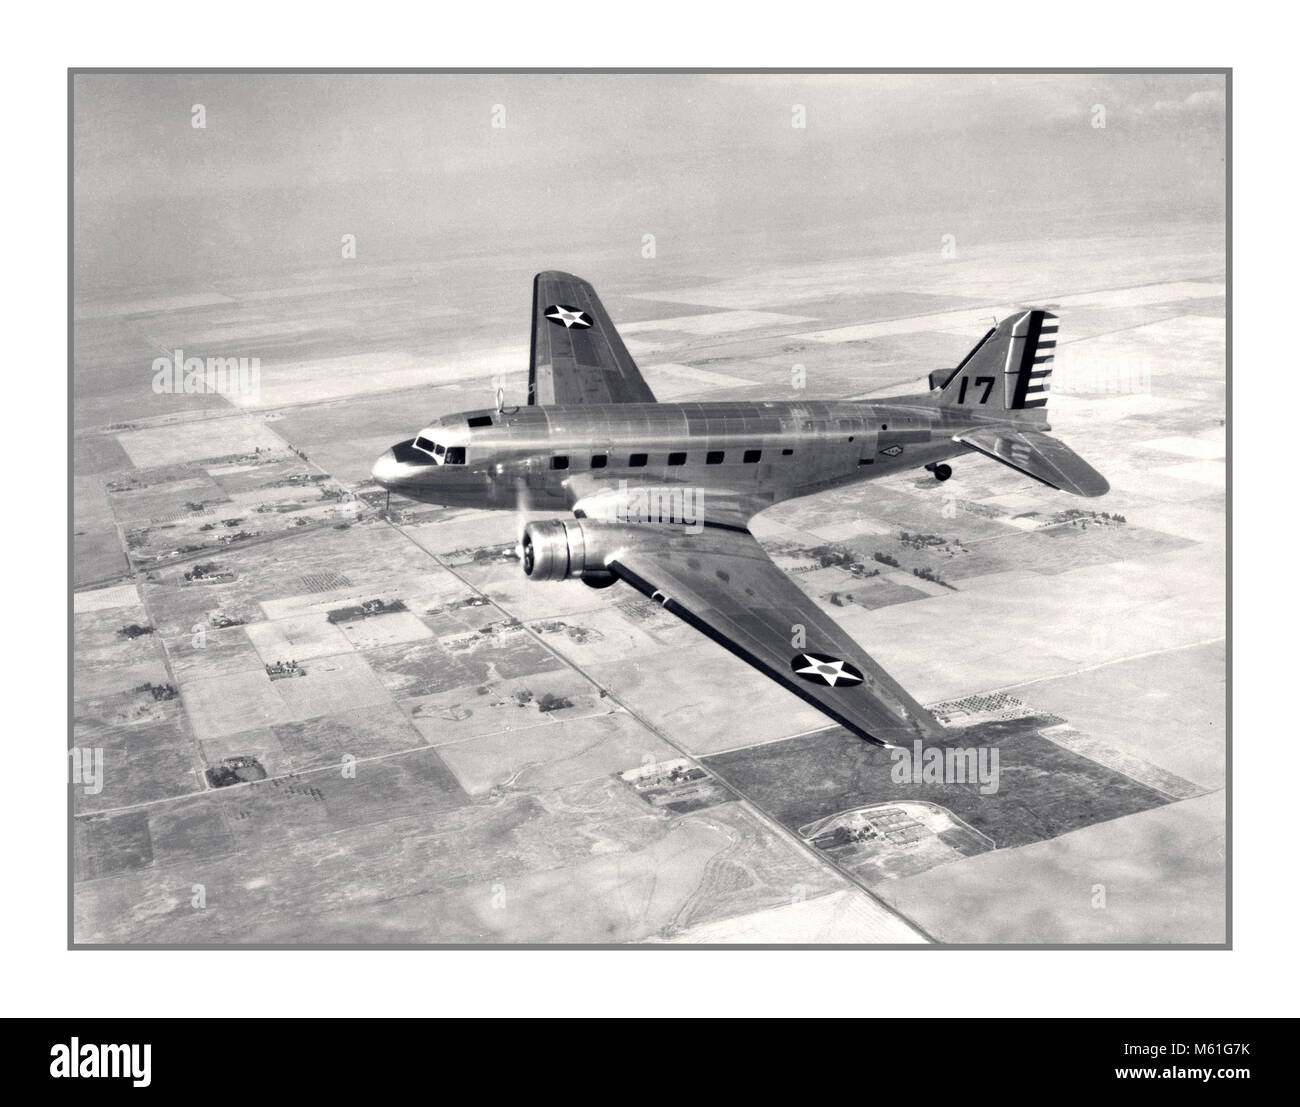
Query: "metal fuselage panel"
380 398 1000 515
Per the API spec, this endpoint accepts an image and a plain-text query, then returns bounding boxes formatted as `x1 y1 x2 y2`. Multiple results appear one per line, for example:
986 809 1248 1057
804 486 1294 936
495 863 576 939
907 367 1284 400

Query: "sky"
73 73 1226 293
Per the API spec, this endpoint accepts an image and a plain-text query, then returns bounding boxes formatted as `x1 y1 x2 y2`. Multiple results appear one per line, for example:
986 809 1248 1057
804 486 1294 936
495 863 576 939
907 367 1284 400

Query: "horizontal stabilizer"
929 367 958 391
955 428 1109 498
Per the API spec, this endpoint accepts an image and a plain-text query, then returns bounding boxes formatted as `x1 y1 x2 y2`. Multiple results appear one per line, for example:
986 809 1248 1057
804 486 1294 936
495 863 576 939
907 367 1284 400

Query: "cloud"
1150 86 1227 116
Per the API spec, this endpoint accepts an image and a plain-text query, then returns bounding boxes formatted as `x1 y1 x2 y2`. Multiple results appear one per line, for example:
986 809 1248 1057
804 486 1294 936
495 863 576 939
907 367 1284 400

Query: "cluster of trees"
536 692 574 713
1056 509 1128 527
134 681 177 701
807 544 881 578
898 530 947 549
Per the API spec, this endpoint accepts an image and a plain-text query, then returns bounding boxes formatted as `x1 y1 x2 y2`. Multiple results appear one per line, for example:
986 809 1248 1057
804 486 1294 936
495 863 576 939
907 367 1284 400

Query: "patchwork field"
71 218 1226 945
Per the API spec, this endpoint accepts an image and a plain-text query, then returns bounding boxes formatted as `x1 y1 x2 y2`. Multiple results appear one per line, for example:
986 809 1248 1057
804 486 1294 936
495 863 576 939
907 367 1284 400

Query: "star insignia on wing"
791 652 864 687
544 304 592 329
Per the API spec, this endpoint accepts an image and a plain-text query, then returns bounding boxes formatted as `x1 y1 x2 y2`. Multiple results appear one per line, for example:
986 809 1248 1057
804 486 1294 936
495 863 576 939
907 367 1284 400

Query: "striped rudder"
1004 310 1056 410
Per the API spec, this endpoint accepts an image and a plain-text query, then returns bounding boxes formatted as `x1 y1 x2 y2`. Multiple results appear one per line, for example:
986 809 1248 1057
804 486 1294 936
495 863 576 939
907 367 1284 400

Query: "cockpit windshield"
412 430 467 465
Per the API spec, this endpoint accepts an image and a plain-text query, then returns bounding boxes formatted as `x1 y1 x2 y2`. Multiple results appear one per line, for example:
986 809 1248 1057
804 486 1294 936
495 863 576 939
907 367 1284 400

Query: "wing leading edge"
528 271 657 406
603 524 945 747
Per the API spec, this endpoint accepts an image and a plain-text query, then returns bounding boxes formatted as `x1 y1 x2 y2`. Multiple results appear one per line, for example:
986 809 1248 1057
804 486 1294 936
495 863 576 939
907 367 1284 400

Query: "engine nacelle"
520 519 617 587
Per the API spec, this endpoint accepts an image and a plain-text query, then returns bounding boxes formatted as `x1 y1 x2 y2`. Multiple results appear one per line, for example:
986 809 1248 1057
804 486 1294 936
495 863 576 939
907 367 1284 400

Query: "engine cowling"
520 519 617 586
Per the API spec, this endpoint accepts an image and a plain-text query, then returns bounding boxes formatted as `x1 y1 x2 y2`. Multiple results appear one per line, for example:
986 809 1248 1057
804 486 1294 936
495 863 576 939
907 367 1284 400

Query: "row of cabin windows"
550 447 793 471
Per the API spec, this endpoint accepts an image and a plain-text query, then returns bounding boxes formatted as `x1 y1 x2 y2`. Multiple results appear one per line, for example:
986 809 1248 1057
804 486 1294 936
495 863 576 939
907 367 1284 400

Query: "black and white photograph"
67 69 1228 949
4 0 1295 1043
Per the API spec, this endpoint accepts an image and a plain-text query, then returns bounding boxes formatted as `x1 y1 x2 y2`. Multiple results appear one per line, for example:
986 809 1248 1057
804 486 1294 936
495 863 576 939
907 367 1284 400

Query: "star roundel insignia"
791 652 865 687
544 304 592 329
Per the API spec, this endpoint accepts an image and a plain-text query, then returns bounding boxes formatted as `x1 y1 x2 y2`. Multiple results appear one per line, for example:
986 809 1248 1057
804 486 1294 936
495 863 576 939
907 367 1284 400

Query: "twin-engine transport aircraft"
372 272 1108 748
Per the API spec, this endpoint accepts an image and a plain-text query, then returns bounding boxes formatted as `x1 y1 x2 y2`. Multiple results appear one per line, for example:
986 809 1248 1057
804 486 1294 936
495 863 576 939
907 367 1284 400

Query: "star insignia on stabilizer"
544 304 592 329
791 652 865 687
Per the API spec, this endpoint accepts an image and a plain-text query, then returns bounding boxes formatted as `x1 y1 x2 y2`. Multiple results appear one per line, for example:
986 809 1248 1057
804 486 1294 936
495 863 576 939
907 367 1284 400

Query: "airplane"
371 271 1108 749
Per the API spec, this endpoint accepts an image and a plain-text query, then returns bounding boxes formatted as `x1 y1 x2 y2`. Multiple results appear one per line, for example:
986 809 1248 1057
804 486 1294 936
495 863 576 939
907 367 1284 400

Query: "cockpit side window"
445 446 466 465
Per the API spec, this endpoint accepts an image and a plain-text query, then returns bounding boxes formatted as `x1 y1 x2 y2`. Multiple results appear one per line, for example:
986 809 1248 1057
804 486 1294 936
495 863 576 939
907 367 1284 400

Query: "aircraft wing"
529 271 657 406
604 524 945 747
954 427 1109 498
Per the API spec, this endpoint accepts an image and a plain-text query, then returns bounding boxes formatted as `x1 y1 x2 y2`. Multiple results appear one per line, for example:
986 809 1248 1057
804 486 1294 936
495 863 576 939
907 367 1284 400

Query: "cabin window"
591 454 608 469
629 453 648 467
445 447 466 465
550 456 569 470
743 449 761 463
667 451 687 466
706 451 725 465
414 436 436 455
467 415 493 428
781 448 794 456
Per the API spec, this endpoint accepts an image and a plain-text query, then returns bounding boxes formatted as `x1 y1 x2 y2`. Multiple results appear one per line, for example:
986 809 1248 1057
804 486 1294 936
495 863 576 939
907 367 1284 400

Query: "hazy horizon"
74 73 1226 295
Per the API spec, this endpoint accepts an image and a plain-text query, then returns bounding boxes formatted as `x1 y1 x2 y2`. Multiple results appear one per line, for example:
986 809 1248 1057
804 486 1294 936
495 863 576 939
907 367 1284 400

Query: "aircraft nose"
371 448 404 487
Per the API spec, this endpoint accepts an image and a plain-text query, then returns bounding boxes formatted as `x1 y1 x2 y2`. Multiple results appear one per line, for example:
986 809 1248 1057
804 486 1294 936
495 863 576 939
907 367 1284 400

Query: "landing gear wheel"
932 463 952 482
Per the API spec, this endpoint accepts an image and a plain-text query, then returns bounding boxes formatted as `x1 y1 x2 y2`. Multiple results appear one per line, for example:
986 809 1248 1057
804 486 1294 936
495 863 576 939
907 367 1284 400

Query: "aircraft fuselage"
370 397 1012 516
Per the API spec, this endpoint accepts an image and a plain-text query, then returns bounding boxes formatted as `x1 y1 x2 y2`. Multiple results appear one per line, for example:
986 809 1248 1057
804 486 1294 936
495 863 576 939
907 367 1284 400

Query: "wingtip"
1073 474 1111 498
534 269 584 284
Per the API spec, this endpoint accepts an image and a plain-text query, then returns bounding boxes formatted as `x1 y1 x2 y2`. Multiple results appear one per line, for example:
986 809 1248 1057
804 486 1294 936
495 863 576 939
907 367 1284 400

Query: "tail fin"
939 309 1057 413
